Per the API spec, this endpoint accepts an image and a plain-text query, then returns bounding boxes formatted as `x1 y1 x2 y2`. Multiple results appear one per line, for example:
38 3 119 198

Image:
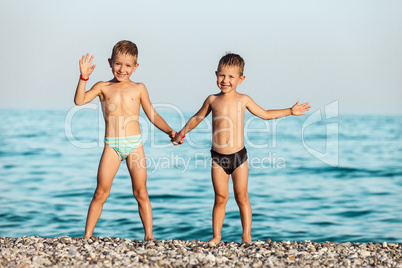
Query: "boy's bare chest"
211 98 244 118
102 87 140 104
101 86 141 114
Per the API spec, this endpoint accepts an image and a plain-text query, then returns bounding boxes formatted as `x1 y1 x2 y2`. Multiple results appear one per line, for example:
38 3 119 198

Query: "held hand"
79 53 96 79
168 130 176 143
291 101 311 116
172 131 184 145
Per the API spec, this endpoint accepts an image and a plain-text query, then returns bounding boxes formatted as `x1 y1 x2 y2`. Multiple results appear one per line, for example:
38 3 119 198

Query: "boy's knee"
93 189 109 202
133 188 149 202
215 193 229 205
234 192 249 205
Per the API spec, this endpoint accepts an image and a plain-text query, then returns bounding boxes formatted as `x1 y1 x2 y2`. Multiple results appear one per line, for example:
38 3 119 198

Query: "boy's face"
215 65 245 94
108 53 139 82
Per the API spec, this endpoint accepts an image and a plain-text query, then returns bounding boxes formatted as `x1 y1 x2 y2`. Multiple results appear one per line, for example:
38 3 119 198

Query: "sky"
0 0 401 115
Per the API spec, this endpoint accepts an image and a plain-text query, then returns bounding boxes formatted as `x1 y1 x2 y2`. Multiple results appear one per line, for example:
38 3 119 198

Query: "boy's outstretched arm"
173 96 212 145
245 96 310 120
140 85 176 140
74 54 101 105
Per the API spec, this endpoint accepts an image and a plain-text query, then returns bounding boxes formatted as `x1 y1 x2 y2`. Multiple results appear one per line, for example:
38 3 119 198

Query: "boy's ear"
239 75 246 84
108 58 112 67
134 63 139 71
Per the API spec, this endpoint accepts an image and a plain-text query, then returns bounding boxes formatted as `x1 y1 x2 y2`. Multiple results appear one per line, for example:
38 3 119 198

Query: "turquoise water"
0 108 401 243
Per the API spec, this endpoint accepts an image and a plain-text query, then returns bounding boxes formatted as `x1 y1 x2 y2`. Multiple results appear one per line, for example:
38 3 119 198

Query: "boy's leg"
209 161 230 244
232 160 252 243
126 145 154 241
84 145 121 238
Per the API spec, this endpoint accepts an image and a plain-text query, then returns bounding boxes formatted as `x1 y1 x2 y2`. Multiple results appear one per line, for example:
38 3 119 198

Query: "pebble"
208 241 216 247
347 253 358 259
147 249 156 255
360 250 371 258
68 245 78 255
204 253 216 262
0 236 401 267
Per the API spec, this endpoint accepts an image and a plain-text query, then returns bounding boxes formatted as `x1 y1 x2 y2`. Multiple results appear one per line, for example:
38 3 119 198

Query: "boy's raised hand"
291 101 311 116
79 53 96 79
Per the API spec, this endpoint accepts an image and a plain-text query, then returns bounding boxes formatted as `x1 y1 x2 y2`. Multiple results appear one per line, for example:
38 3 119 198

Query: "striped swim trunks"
104 135 142 161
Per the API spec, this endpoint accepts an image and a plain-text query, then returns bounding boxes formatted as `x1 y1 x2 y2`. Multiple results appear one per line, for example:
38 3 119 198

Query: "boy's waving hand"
291 101 311 116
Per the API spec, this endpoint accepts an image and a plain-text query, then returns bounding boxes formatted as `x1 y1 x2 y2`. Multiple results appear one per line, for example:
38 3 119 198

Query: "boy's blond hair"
218 53 245 75
111 40 138 63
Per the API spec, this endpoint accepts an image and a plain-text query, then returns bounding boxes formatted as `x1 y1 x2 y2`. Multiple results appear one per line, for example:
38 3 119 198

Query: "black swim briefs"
210 147 248 175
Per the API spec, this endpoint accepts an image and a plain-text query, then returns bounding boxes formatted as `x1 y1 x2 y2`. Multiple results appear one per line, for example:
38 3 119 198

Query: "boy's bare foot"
208 237 221 244
241 236 252 244
144 236 155 241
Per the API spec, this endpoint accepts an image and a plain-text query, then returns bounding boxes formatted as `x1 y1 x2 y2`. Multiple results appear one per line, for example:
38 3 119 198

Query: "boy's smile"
109 53 139 82
216 65 245 94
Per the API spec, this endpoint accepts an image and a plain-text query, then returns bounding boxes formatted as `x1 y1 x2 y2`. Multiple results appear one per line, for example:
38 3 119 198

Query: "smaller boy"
173 53 310 243
74 40 175 240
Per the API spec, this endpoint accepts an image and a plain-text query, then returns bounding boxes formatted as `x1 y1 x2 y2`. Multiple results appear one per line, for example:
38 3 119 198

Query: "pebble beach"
1 236 401 267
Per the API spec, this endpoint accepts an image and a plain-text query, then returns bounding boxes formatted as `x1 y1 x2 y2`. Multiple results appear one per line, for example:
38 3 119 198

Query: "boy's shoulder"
127 81 146 89
129 81 147 91
207 93 218 100
236 93 254 103
237 92 251 99
92 81 108 87
204 93 220 104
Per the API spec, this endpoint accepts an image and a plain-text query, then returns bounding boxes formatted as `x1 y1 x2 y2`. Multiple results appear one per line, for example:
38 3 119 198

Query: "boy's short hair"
111 40 138 63
218 53 245 75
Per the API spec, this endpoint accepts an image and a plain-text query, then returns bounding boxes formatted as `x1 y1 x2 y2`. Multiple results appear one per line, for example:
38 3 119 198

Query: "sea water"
0 108 401 243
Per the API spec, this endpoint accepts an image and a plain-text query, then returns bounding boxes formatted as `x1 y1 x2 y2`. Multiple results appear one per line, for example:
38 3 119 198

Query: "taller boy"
74 40 175 240
173 53 310 243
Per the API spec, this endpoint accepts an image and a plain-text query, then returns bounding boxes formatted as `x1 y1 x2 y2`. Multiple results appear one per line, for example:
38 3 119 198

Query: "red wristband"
80 75 89 81
179 132 185 138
